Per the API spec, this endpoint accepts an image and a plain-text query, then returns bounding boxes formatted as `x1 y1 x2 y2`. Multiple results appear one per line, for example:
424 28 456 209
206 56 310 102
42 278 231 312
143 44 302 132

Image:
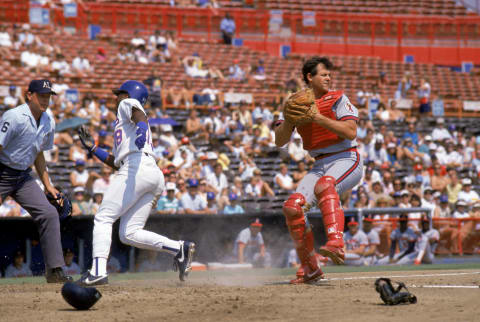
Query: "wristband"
92 146 109 163
136 121 148 130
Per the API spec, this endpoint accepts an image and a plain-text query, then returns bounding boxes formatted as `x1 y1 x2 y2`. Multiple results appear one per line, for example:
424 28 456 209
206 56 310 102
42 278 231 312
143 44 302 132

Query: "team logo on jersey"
324 95 333 101
346 102 354 112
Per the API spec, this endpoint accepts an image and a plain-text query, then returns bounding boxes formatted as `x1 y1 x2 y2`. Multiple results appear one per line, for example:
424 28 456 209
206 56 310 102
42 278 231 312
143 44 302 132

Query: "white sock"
90 257 107 276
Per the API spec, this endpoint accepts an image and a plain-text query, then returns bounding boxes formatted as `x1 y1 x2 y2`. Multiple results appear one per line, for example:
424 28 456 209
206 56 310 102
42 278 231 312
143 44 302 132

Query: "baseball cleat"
173 241 195 281
318 245 345 265
76 271 109 286
45 267 73 283
290 268 325 284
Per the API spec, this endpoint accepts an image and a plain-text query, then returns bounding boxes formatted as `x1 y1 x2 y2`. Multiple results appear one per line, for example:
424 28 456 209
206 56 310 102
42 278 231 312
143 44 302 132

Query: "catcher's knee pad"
314 176 344 241
314 176 338 204
283 193 307 242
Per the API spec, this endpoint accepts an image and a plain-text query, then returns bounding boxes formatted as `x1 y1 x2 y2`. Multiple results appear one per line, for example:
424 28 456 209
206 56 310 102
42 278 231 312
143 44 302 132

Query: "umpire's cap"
61 282 102 310
28 79 57 95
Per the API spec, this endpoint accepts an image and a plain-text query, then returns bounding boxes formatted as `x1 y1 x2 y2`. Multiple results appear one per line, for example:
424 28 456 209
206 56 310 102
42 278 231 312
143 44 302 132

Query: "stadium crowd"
1 23 479 275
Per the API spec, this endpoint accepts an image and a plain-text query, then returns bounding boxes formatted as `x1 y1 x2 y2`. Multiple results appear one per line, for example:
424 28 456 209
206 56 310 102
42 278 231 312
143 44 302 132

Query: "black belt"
0 162 31 176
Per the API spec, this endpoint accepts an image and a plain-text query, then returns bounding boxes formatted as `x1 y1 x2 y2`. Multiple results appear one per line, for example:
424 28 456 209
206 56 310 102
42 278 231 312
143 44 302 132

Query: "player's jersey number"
114 129 122 147
1 122 10 133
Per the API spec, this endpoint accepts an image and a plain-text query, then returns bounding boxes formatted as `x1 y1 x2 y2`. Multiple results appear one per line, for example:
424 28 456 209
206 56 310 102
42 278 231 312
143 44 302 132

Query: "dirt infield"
1 268 479 322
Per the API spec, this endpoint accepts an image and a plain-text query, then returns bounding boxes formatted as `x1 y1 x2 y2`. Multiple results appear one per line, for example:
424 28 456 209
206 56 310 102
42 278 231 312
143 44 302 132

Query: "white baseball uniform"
396 228 440 265
344 229 368 266
376 227 417 265
89 98 181 277
364 229 380 265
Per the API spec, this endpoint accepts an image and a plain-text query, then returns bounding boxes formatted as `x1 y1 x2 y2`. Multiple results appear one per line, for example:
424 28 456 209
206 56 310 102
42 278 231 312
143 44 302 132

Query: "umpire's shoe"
76 271 109 286
173 241 196 282
46 267 73 283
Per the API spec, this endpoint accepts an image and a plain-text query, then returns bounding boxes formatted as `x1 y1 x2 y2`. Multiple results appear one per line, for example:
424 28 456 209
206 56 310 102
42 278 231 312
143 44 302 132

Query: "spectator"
91 190 103 214
395 73 412 99
228 59 245 81
292 160 308 184
69 135 88 163
185 109 203 136
403 121 419 146
230 176 245 198
251 59 266 81
205 192 218 214
234 219 271 267
90 165 113 195
287 133 309 162
3 85 23 108
62 248 81 275
367 134 388 166
96 47 107 62
71 186 93 216
430 162 449 193
51 53 71 76
417 78 431 114
434 195 451 218
245 169 275 197
343 219 368 266
431 118 452 142
220 13 235 45
5 251 32 278
157 182 180 215
457 178 479 207
206 162 229 196
159 124 178 149
70 159 89 188
175 178 188 200
131 30 146 48
144 70 163 109
0 196 23 217
223 192 244 215
180 179 208 214
182 55 210 78
453 199 469 219
0 25 12 57
274 163 296 192
72 51 93 76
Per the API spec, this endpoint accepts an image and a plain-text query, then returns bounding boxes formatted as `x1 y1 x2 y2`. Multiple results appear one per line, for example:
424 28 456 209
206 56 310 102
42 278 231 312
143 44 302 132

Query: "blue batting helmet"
113 80 149 106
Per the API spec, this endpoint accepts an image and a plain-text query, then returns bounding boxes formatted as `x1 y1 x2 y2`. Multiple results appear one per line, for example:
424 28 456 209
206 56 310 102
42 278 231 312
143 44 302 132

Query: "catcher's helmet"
113 80 149 106
61 282 102 310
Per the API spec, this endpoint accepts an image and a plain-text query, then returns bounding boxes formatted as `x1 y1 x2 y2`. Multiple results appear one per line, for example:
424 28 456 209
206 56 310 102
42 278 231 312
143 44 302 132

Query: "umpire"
0 79 72 283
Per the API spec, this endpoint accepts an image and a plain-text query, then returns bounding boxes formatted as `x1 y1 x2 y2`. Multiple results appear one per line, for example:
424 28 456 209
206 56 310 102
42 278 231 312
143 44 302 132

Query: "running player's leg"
118 191 181 254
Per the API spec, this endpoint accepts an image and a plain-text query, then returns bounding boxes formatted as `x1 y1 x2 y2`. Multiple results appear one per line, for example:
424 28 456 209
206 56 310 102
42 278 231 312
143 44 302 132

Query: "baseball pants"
344 253 365 266
296 149 363 209
92 153 181 261
0 168 64 269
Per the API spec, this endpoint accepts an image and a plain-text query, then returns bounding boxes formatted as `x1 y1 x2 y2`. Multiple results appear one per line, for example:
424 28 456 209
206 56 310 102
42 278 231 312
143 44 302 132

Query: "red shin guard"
314 176 345 247
283 193 320 276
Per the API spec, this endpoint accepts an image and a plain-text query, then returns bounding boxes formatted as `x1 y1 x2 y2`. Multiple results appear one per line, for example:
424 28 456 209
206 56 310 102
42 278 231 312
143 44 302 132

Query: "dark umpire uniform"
0 79 72 283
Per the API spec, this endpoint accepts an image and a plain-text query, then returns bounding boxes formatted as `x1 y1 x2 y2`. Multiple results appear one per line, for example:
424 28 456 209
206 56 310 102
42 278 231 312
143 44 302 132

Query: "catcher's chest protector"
297 91 344 150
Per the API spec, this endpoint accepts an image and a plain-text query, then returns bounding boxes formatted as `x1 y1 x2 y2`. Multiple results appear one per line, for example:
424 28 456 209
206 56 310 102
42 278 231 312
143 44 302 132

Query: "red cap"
347 219 359 226
414 164 422 171
181 137 190 145
251 218 263 227
162 168 170 175
363 215 374 222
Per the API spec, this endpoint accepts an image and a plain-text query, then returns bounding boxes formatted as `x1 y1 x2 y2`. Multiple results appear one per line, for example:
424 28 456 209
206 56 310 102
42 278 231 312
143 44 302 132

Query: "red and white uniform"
295 91 363 208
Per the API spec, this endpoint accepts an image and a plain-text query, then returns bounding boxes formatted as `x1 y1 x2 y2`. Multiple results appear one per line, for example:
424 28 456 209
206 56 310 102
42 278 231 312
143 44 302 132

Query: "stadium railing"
2 1 480 65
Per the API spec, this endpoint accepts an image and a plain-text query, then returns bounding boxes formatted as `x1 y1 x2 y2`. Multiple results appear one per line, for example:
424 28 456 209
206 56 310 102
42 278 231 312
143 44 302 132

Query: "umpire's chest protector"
297 91 343 150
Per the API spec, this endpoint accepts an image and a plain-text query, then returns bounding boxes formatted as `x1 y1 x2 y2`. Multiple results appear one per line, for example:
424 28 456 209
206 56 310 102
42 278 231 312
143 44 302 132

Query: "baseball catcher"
275 56 363 284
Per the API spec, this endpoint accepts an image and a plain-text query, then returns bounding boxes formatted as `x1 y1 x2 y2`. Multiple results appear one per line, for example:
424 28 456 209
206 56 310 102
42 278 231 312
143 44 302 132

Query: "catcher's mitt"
283 88 317 126
46 191 72 222
374 278 417 305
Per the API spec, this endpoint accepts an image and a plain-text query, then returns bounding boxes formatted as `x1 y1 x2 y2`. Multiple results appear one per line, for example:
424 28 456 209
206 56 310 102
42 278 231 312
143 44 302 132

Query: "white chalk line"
324 271 480 282
410 285 479 289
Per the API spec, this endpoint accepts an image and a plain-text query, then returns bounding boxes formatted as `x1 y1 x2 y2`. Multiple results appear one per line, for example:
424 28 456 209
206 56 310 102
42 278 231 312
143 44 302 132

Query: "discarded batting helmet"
61 282 102 310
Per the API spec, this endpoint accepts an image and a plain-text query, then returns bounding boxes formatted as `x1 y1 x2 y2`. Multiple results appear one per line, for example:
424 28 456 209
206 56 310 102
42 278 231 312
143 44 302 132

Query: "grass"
1 263 479 285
